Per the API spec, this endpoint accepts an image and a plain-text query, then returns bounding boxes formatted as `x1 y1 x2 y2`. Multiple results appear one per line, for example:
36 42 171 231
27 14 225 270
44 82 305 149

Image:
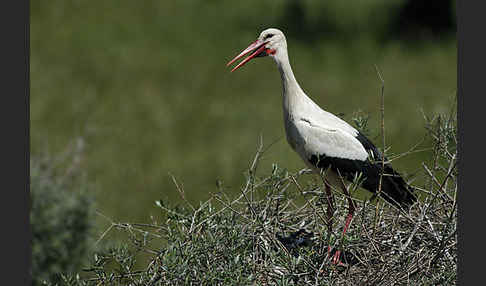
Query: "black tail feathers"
378 165 417 210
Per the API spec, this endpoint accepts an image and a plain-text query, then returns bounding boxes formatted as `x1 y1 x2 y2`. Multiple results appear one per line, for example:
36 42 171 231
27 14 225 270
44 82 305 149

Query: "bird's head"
227 28 287 72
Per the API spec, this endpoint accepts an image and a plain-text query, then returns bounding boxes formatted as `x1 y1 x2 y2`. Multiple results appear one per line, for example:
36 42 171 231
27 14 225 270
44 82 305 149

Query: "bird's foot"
332 250 347 267
327 246 347 267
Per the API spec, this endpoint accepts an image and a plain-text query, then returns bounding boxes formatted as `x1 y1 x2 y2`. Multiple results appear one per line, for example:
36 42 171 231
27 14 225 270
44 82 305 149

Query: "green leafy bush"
31 147 96 285
53 103 456 285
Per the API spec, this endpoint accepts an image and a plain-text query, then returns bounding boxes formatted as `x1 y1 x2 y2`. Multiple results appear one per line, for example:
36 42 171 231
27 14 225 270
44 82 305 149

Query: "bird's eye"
264 34 274 40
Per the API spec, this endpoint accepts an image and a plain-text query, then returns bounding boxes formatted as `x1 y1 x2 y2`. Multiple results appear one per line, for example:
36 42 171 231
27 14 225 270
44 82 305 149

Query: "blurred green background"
31 0 456 230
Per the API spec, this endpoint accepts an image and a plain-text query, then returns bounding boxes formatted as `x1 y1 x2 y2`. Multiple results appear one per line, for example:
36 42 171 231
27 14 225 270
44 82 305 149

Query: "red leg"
332 175 356 266
323 180 347 266
323 179 335 234
342 193 355 236
322 179 334 259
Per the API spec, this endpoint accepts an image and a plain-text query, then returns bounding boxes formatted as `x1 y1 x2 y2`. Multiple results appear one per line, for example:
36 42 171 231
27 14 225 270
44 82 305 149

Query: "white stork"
227 28 416 265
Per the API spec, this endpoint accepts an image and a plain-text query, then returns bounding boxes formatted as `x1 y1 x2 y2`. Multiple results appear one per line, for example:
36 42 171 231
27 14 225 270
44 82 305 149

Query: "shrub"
31 140 96 285
54 103 457 285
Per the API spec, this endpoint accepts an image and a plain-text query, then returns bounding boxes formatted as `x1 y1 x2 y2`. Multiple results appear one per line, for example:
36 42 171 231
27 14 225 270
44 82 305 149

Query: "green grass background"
31 1 456 229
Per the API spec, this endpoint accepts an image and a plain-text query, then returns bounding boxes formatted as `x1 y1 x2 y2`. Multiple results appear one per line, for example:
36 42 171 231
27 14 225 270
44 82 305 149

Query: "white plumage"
227 28 416 265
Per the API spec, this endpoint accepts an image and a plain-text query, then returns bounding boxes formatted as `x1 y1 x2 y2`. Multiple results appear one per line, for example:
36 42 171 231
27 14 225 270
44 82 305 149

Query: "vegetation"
31 1 456 284
31 140 96 285
47 104 456 285
31 1 456 226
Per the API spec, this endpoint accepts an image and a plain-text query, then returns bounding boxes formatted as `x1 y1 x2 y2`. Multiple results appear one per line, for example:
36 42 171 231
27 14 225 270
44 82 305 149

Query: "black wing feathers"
309 131 416 209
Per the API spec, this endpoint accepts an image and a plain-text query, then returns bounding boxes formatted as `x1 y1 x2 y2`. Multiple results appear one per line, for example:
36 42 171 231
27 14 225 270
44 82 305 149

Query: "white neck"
273 48 306 116
274 49 302 96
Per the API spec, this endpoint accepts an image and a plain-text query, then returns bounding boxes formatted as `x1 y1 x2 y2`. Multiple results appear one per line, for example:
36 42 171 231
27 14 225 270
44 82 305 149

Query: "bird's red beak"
226 39 268 72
